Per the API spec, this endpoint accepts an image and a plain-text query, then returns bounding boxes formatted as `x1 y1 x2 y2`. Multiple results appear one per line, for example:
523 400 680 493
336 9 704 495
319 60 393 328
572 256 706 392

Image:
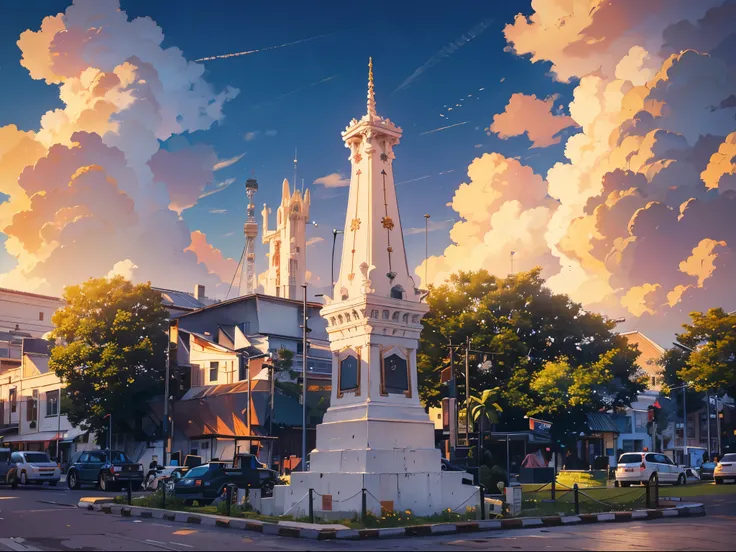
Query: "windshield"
25 453 51 463
184 465 210 478
721 454 736 463
108 451 131 463
619 453 643 464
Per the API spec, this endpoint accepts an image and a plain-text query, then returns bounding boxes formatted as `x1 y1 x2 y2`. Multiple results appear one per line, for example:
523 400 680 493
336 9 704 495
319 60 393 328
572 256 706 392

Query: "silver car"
11 451 61 486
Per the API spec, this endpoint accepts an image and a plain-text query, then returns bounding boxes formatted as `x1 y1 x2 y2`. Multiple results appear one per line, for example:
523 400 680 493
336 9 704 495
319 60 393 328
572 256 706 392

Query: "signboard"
383 354 409 394
529 418 552 437
505 485 522 517
321 494 333 511
339 355 359 391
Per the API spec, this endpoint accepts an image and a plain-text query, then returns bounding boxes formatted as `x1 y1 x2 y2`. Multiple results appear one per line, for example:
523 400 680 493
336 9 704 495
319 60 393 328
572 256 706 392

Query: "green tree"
418 268 644 442
674 308 736 397
50 276 168 442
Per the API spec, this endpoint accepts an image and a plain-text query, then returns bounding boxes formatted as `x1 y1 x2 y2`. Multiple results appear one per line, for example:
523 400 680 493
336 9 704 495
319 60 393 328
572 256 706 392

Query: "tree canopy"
418 269 645 443
50 276 169 441
673 308 736 398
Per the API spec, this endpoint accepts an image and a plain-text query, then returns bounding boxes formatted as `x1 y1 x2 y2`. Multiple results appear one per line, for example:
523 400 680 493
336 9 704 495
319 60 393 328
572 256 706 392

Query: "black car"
0 448 18 488
699 461 716 480
174 458 279 505
67 450 144 491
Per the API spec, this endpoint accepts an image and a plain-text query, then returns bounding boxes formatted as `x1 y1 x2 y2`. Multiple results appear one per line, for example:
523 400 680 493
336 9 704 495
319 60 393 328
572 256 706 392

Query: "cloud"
199 178 236 199
107 259 138 280
185 230 238 282
421 1 736 341
244 130 277 141
490 93 577 148
209 209 227 214
0 0 239 296
306 236 324 247
405 219 454 236
394 20 492 92
313 172 349 188
213 153 245 171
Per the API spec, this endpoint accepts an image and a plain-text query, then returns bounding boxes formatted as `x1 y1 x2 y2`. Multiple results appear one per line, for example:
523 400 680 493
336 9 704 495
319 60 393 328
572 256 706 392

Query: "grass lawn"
519 484 648 517
660 481 736 498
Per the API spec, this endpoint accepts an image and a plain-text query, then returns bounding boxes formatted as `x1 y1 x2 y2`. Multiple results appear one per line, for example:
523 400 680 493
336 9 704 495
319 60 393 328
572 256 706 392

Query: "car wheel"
20 472 28 485
621 482 631 488
68 471 80 490
98 473 109 492
146 474 156 490
677 474 686 486
9 473 18 489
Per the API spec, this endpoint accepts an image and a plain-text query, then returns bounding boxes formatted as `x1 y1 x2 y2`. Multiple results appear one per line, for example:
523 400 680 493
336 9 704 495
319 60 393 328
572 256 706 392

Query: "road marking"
0 538 41 551
172 530 197 536
170 543 193 549
143 540 180 551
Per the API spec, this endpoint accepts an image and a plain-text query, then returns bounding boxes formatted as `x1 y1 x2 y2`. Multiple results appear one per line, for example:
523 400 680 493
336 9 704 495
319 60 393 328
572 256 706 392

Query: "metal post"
682 385 687 462
479 486 486 520
361 488 367 520
301 284 308 470
308 488 314 523
551 477 556 501
226 485 232 517
163 323 171 467
506 434 510 479
465 336 470 445
127 480 132 505
162 482 166 509
706 392 712 460
56 386 62 463
715 394 722 458
448 338 456 460
573 483 579 515
108 414 112 451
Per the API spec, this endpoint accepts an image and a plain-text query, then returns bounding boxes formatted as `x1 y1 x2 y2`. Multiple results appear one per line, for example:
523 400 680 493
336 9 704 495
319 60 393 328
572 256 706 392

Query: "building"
260 179 311 299
0 332 94 461
0 287 64 337
149 292 333 469
154 284 217 318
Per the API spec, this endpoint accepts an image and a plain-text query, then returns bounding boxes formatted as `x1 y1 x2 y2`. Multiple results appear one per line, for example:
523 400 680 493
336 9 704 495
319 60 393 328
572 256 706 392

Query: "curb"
77 501 705 541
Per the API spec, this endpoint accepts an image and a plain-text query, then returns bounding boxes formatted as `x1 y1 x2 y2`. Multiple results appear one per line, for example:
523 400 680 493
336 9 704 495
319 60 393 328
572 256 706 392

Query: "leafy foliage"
466 388 503 425
675 308 736 397
419 269 645 443
50 276 168 441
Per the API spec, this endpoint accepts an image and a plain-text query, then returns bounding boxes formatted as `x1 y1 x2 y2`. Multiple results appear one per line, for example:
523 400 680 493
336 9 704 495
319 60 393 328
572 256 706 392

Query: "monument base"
269 468 478 518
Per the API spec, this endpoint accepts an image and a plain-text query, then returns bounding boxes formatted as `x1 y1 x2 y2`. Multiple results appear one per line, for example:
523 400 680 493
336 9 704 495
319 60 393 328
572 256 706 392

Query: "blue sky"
0 0 574 290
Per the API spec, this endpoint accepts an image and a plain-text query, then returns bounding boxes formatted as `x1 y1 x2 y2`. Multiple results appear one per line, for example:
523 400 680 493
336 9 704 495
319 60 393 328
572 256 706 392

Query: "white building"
260 179 311 299
0 287 64 337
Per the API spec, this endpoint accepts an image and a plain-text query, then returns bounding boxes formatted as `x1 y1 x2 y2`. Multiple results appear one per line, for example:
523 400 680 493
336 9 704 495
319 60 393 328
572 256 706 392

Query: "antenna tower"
240 177 259 295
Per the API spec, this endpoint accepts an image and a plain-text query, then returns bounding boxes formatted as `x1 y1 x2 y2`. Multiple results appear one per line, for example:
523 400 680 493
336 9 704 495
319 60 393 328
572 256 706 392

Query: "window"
27 390 38 422
9 388 16 413
297 342 304 354
390 285 404 300
77 453 89 464
45 392 59 417
209 361 219 382
39 312 44 321
87 452 106 463
651 376 656 388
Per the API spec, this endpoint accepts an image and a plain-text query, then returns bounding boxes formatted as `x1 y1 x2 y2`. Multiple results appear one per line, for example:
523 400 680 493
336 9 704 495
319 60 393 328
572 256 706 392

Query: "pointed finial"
367 57 376 118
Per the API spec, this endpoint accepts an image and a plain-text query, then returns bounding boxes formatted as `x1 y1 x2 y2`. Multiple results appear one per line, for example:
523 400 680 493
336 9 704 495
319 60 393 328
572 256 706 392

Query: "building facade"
0 287 64 337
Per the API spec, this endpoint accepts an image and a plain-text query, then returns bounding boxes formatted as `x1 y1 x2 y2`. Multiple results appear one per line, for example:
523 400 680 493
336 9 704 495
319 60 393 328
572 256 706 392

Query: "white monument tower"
261 178 311 299
272 59 477 517
239 177 259 295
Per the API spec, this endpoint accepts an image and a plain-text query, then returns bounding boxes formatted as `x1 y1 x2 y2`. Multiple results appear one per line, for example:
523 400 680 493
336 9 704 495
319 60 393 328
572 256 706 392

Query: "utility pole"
448 337 456 460
465 336 470 445
715 394 722 458
706 391 712 460
163 320 177 466
301 284 308 470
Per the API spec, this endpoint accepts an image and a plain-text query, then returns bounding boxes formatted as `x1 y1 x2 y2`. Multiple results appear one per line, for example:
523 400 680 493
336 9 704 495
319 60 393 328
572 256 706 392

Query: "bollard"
573 483 579 515
551 477 556 501
127 480 132 506
162 483 166 509
645 478 651 508
226 485 232 517
308 488 314 523
361 488 367 520
479 486 486 520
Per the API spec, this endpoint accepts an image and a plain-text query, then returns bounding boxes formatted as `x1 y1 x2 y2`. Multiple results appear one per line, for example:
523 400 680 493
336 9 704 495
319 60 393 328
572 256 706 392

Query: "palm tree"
466 388 503 469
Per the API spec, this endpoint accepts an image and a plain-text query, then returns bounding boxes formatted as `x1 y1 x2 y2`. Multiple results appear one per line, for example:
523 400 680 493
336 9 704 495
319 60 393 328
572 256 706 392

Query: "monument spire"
367 57 376 118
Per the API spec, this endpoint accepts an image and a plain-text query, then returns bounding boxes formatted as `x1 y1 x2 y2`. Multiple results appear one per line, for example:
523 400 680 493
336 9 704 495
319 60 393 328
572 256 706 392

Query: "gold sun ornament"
350 218 361 231
381 216 394 230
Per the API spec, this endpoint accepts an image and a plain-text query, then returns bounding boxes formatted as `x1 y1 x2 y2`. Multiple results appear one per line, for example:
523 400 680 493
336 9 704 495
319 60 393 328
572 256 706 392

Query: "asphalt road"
0 483 734 551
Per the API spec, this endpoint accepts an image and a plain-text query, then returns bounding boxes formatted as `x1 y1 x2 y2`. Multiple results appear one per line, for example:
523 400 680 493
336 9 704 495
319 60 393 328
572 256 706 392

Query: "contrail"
419 121 469 135
393 20 492 93
396 174 432 186
272 75 336 101
195 32 337 62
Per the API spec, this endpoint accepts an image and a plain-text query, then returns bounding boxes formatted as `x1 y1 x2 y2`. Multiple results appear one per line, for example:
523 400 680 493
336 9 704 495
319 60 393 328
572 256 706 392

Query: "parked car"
698 461 717 481
616 452 687 486
174 457 279 505
66 450 144 491
0 448 18 488
11 451 60 486
714 453 736 485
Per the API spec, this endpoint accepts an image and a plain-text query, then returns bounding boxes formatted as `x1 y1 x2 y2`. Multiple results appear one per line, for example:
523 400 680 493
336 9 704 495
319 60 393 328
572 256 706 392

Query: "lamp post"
670 383 689 464
331 229 343 289
300 284 308 470
103 413 112 450
56 386 62 462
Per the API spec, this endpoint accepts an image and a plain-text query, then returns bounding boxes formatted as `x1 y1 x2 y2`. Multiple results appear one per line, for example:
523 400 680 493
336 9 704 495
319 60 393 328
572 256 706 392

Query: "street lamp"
670 383 690 464
300 284 309 471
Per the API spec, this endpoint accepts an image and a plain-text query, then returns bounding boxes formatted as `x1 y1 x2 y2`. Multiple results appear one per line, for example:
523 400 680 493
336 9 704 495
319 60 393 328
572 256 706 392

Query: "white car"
11 451 61 486
714 453 736 484
615 452 687 486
